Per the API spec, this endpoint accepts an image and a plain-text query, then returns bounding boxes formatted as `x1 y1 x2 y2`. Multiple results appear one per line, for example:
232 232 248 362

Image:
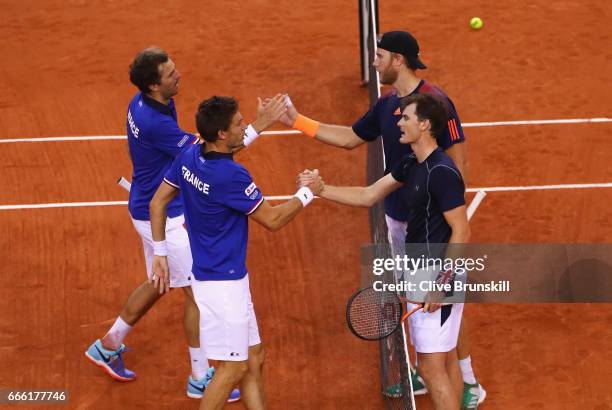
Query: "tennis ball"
470 17 483 30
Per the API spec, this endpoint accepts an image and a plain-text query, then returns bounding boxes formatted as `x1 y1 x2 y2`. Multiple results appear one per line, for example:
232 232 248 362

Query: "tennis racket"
346 287 448 341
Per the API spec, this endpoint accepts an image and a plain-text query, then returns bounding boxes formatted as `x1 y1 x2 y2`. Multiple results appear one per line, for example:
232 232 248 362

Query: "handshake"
252 94 326 199
296 169 325 196
252 93 299 133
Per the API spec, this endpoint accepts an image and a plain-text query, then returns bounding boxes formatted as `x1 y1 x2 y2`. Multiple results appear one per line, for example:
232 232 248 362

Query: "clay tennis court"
1 0 611 409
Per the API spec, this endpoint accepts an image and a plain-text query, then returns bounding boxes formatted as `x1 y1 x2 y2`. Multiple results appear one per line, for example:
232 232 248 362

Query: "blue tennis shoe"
85 339 136 382
187 367 240 402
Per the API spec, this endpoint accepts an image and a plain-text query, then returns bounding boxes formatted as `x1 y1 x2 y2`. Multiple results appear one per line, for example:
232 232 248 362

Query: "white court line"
467 190 486 220
465 182 612 192
0 201 128 210
0 117 611 143
463 117 611 127
1 182 611 211
0 135 127 143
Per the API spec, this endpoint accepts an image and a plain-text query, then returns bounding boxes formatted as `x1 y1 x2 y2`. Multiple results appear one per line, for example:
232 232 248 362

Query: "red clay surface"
1 0 611 409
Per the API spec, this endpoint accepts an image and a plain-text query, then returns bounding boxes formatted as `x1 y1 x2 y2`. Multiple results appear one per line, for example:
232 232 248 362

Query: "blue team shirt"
163 147 264 281
352 80 465 221
391 149 465 244
127 92 197 220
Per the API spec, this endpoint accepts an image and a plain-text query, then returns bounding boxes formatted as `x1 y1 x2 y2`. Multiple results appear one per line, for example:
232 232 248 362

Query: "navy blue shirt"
352 80 465 221
127 92 197 221
164 147 264 281
391 149 465 244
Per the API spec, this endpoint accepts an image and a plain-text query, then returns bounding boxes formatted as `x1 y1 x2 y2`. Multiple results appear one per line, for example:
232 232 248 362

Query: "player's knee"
417 356 447 383
236 361 249 379
444 348 459 367
228 361 249 383
215 361 248 386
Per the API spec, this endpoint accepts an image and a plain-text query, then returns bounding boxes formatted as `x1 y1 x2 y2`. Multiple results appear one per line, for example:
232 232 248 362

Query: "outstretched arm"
249 173 324 231
278 96 366 149
315 124 366 149
309 172 402 207
249 199 305 232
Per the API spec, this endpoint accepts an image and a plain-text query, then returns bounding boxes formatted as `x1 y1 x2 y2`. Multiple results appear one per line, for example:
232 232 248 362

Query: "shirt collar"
142 93 173 116
411 79 425 95
201 150 234 161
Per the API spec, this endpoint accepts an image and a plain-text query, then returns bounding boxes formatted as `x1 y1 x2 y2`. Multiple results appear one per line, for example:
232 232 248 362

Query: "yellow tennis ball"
470 17 483 30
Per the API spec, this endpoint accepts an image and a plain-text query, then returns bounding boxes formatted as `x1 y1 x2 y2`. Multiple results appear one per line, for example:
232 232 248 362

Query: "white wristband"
285 95 294 109
243 124 260 147
294 187 314 207
153 240 168 256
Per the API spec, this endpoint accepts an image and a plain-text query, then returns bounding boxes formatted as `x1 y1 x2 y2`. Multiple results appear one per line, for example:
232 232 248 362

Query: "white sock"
189 347 210 380
103 317 132 349
459 355 477 384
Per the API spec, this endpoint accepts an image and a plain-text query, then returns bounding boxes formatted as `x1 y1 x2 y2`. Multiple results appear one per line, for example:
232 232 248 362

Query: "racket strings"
347 289 402 340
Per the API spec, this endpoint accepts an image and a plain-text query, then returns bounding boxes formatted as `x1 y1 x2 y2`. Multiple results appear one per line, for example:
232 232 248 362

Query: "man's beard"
162 85 179 100
380 67 398 85
228 134 243 150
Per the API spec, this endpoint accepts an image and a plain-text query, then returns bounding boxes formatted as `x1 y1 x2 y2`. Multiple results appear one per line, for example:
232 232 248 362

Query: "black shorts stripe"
440 304 453 326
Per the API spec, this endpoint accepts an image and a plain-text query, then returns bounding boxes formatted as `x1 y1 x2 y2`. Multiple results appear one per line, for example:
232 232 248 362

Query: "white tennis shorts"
191 274 261 361
408 303 464 353
131 215 192 288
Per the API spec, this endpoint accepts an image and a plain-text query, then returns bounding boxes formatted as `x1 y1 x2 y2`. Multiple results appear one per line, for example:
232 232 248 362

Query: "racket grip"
402 303 425 321
117 176 132 192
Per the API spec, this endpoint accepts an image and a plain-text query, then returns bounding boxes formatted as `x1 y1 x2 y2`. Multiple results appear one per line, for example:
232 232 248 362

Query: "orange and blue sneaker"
187 367 240 402
85 339 136 382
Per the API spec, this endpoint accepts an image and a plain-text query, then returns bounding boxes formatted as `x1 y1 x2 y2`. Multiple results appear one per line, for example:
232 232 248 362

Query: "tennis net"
359 1 416 409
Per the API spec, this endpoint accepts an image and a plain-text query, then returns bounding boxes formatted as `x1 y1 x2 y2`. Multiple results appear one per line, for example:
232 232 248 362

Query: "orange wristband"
293 114 320 138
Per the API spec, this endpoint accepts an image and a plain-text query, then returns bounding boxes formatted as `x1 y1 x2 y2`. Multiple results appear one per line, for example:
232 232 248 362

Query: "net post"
359 0 379 87
359 0 368 84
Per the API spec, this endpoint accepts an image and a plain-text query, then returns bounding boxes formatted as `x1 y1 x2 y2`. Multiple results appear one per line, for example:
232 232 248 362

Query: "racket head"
346 287 404 341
